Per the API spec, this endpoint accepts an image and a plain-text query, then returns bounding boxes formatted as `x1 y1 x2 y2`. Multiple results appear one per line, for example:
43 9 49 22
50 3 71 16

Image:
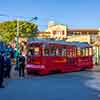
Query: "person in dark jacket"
19 53 25 77
5 54 12 78
0 52 5 88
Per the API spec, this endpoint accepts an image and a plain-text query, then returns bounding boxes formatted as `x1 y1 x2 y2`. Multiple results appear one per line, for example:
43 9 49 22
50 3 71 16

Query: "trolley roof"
27 38 91 48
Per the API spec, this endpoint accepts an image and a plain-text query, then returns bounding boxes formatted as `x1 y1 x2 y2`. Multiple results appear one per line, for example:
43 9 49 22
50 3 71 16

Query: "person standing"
5 54 12 78
0 52 5 88
19 53 25 77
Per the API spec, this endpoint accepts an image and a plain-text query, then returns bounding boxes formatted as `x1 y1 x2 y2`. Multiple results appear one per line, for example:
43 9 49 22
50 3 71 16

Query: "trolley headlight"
41 65 45 68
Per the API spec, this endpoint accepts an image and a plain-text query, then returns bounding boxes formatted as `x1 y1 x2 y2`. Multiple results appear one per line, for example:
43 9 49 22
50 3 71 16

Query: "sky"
0 0 100 31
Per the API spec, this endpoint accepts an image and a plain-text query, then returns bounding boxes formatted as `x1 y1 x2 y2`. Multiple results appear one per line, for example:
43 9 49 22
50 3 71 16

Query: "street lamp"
15 18 20 69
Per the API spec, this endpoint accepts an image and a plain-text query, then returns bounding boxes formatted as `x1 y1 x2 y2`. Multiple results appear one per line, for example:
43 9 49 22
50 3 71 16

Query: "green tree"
0 20 38 43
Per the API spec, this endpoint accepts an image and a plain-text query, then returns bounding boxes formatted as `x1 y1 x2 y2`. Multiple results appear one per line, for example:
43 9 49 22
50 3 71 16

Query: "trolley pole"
16 18 20 68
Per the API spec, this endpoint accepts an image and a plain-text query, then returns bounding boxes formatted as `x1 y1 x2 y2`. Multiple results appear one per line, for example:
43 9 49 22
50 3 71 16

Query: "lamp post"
16 18 20 69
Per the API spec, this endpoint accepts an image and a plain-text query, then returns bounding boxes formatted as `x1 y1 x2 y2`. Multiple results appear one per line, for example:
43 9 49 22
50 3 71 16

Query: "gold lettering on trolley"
54 59 67 63
33 61 40 64
78 59 88 64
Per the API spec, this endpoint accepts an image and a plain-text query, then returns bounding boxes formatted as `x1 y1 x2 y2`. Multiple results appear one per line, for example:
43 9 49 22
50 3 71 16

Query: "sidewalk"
10 65 19 79
10 64 33 80
88 65 100 72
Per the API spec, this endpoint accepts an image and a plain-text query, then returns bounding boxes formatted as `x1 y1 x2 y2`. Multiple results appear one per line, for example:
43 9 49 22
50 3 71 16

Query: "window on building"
73 32 76 35
82 32 86 35
62 31 65 35
68 32 74 36
87 32 89 35
75 32 80 35
53 31 56 35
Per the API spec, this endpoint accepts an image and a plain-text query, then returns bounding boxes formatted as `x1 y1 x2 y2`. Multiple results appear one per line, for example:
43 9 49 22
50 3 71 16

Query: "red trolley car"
26 38 93 75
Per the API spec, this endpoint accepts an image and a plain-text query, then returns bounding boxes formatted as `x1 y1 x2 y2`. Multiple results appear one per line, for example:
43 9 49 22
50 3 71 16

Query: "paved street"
0 66 100 100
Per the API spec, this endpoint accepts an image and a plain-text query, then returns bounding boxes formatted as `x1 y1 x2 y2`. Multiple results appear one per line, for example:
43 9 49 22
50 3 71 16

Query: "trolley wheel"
60 69 68 73
80 67 86 71
27 71 32 75
39 69 49 75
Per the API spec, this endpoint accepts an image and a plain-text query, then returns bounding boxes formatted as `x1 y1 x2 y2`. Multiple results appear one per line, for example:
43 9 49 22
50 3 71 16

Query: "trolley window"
49 46 67 56
73 48 77 56
89 48 92 56
82 48 86 56
27 45 40 56
79 48 90 56
77 48 80 56
42 44 50 56
58 47 66 56
85 48 89 56
34 47 40 56
61 47 67 56
44 48 49 56
50 46 57 56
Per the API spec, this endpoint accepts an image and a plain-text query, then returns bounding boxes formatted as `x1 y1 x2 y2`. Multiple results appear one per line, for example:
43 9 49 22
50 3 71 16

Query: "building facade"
67 29 99 44
45 21 68 40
